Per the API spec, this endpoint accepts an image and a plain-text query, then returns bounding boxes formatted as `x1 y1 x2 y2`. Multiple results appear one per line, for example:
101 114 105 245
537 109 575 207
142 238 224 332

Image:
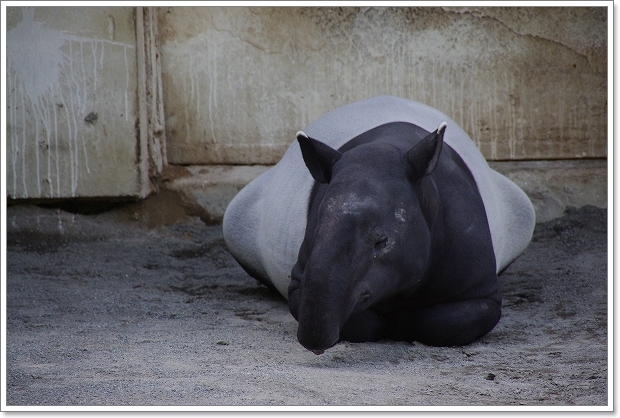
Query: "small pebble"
485 372 496 381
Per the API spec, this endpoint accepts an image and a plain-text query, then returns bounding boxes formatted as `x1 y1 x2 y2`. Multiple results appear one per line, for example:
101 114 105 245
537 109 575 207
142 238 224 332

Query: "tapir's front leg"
339 309 388 343
387 294 502 347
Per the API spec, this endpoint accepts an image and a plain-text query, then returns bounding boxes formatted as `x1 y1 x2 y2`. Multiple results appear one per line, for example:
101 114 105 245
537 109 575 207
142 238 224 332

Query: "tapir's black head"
289 123 447 354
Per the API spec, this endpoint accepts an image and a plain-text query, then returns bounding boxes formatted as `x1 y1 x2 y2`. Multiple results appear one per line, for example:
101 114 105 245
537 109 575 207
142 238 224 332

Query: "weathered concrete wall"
158 159 607 225
489 159 607 222
159 7 607 165
6 7 162 199
6 6 608 226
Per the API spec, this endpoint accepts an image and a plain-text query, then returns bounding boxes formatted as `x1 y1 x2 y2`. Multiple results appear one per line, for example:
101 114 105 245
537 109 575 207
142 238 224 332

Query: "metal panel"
6 6 164 199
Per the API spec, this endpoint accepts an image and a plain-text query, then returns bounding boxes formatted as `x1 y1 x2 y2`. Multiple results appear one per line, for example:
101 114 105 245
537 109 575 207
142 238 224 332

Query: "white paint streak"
20 94 29 197
66 43 79 196
183 76 191 144
7 8 134 198
208 40 218 144
91 42 98 91
8 8 139 198
123 46 129 122
100 41 105 73
107 15 115 41
7 8 64 105
80 41 87 112
195 59 201 116
42 96 53 196
53 98 60 197
63 87 76 196
33 103 41 195
9 70 18 195
188 53 195 117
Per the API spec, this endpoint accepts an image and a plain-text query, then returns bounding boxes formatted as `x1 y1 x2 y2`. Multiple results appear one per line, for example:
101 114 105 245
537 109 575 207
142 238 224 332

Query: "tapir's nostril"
311 349 325 355
361 291 371 301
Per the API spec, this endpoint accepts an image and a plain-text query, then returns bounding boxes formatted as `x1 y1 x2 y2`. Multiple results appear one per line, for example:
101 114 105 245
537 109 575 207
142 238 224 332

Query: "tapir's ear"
406 122 446 180
297 131 342 184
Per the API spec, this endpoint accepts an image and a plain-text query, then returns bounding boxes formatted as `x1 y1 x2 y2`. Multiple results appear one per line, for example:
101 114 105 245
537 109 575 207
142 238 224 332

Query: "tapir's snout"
297 333 338 355
296 318 339 355
294 262 345 355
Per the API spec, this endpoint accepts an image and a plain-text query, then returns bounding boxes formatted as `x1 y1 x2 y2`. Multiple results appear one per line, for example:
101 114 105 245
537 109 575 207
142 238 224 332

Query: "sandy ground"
5 203 608 408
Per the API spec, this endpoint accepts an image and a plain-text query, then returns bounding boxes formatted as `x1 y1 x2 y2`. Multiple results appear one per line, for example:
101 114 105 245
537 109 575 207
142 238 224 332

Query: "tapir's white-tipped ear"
297 132 342 184
406 122 446 180
438 122 448 135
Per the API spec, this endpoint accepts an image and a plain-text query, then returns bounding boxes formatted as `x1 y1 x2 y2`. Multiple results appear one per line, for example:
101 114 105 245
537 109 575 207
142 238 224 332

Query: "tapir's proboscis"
223 96 535 355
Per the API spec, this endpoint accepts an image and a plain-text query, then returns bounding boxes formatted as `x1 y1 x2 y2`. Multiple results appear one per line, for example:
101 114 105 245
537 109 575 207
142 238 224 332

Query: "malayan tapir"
223 96 535 354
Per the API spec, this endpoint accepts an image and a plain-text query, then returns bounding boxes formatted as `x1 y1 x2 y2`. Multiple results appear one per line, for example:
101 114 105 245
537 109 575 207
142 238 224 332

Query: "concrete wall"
6 7 165 200
159 7 607 165
6 6 608 224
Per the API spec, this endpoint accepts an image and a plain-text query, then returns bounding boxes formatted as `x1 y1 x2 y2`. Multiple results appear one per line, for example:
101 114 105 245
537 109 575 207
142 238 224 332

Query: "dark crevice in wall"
8 197 137 216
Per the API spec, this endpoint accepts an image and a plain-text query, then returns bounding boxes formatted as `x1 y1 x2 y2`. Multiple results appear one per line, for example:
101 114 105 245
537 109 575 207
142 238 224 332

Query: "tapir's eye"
372 235 389 258
374 236 388 250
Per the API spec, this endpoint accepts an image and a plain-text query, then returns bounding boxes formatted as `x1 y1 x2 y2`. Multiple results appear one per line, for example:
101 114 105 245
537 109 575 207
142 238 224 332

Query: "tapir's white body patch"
223 96 536 299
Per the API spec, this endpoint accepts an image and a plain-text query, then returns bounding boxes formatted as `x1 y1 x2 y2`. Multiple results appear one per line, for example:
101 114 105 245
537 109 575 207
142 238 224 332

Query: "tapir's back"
223 96 536 298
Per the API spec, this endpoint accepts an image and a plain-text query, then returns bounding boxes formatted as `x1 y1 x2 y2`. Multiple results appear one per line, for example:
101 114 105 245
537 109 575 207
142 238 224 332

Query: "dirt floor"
4 203 609 408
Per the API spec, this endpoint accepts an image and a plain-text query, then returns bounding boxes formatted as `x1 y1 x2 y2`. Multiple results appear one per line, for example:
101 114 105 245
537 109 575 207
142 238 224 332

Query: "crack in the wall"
495 19 594 71
161 7 607 165
442 7 600 72
208 11 284 55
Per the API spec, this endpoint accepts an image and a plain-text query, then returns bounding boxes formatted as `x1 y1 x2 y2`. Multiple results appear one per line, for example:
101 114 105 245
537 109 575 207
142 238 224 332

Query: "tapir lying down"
223 96 535 354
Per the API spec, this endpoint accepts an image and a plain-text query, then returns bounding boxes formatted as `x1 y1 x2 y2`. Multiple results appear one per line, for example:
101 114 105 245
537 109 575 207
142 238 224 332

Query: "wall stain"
7 7 136 199
159 7 607 165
